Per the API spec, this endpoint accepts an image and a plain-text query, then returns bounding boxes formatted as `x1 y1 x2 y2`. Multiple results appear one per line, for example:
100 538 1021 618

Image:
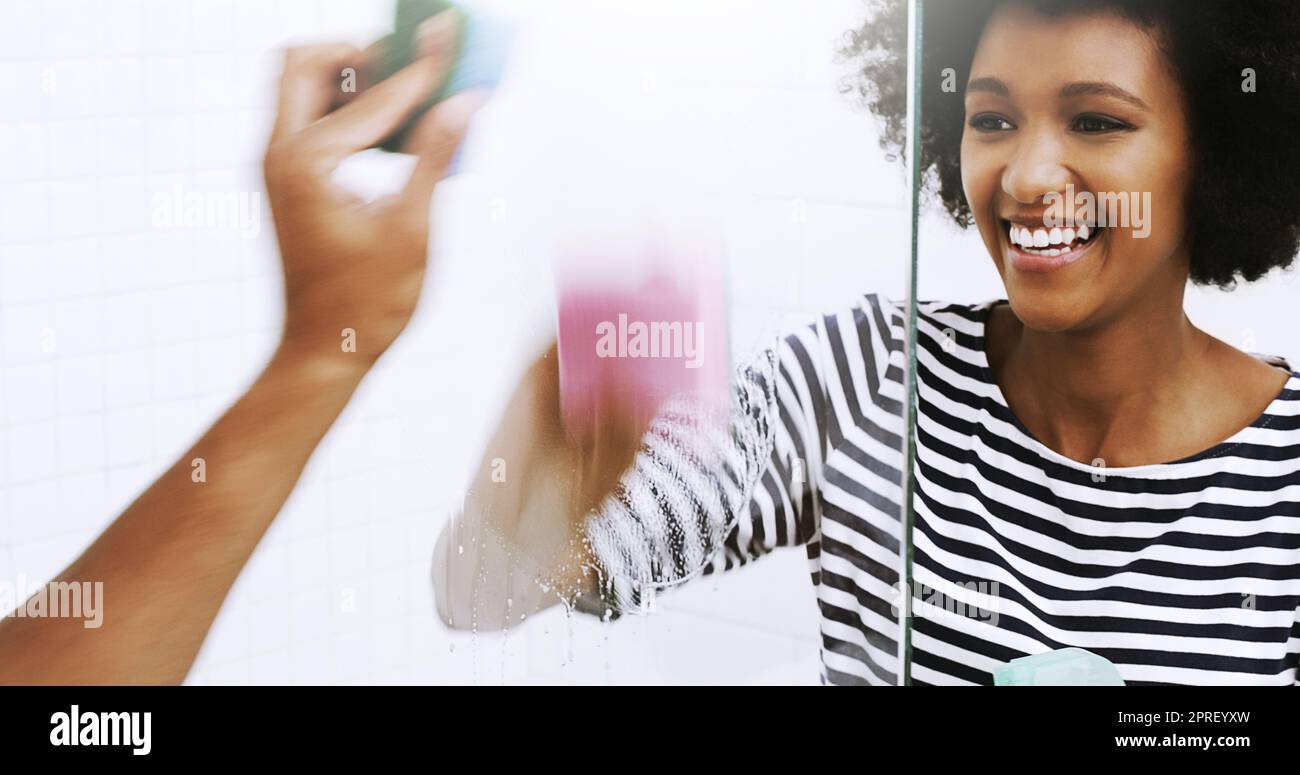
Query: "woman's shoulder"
1252 352 1296 373
761 295 999 395
770 294 1002 358
818 293 1000 329
861 295 1005 348
1237 353 1300 437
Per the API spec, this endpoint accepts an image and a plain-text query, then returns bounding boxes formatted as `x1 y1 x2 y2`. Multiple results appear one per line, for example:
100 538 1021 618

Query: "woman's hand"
262 25 487 370
0 26 495 683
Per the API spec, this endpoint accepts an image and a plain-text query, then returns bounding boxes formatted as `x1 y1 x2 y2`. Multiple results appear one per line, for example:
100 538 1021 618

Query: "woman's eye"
1072 113 1130 133
968 113 1014 132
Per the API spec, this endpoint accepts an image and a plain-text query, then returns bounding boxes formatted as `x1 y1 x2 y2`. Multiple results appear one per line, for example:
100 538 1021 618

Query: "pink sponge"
555 238 730 438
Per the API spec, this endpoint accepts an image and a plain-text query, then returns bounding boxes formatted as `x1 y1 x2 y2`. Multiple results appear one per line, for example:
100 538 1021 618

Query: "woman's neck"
989 295 1220 466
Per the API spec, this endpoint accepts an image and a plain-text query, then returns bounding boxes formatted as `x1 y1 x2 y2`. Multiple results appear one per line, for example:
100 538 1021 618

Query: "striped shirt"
584 294 1300 685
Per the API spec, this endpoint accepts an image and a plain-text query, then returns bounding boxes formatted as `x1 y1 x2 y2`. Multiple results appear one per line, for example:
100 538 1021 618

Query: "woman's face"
961 4 1194 332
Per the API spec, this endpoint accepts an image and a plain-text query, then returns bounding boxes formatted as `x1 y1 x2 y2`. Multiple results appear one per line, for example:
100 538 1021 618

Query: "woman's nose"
1001 129 1072 205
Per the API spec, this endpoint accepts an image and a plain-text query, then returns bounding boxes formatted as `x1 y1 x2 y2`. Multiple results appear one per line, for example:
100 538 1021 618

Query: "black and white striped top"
584 294 1300 685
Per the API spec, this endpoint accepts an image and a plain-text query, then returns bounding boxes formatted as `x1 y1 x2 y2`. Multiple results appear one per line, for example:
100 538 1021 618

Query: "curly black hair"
840 0 1300 287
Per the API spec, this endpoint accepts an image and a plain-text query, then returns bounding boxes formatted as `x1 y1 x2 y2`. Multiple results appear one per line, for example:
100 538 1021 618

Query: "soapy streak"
594 314 703 369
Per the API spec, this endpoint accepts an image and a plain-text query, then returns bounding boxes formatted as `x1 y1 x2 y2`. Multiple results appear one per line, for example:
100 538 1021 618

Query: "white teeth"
1008 222 1099 252
1007 217 1103 257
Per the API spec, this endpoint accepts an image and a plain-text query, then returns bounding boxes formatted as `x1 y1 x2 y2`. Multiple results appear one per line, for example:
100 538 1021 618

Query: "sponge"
371 0 513 154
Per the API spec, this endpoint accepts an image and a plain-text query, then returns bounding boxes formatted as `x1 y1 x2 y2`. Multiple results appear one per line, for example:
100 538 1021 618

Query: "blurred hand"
435 337 656 629
263 22 488 369
453 342 652 601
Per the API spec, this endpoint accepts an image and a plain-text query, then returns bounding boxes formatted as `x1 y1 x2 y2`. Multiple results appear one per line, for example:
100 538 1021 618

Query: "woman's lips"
1002 220 1102 273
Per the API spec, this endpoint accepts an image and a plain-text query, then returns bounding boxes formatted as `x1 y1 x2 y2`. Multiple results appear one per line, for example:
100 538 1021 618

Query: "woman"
436 0 1300 685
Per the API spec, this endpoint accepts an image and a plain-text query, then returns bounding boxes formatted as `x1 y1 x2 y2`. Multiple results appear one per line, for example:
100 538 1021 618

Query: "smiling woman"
433 0 1300 686
846 0 1300 288
841 0 1300 465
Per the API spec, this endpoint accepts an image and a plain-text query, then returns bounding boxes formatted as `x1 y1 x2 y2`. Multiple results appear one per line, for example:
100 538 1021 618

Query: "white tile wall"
0 0 919 684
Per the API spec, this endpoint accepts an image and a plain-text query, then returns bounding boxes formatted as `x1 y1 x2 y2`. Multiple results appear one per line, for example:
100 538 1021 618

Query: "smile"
1003 220 1104 272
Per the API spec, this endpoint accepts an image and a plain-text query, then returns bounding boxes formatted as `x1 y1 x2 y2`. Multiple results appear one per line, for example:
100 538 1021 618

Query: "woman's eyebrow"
1058 80 1150 110
965 76 1149 111
966 76 1009 97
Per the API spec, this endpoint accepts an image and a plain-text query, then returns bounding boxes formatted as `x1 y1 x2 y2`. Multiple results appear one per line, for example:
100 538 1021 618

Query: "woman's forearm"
0 346 369 684
433 348 604 632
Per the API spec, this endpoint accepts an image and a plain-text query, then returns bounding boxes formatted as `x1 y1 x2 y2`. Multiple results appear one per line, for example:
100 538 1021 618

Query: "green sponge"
372 0 465 153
